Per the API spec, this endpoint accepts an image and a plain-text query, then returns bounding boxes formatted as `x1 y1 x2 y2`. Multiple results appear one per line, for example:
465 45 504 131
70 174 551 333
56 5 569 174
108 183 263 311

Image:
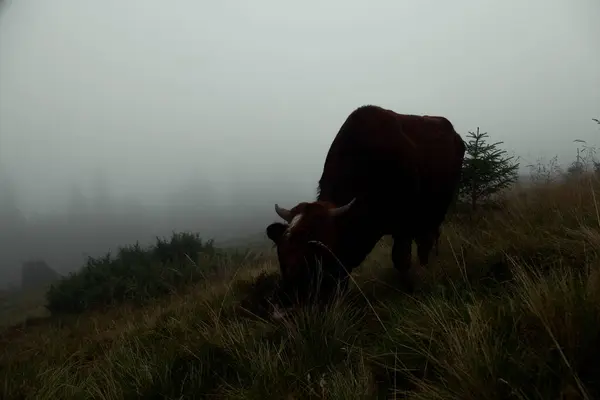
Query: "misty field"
2 176 600 400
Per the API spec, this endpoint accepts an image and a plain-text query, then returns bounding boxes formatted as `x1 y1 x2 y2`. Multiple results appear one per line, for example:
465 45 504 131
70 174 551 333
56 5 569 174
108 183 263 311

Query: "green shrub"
45 232 218 315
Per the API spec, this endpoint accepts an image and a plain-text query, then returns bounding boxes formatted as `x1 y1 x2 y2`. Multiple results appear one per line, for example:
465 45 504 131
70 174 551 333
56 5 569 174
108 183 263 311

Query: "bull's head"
266 198 355 304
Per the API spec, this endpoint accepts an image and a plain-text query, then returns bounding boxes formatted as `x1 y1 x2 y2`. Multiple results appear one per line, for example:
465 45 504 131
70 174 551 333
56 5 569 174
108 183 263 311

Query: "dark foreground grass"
2 176 600 399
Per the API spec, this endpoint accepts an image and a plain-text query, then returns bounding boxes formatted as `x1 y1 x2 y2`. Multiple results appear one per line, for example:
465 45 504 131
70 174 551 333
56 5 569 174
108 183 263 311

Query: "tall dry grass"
2 174 600 399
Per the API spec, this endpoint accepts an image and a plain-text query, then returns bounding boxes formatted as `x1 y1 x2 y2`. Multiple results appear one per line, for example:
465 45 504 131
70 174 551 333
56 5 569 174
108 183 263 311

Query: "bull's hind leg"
391 234 414 292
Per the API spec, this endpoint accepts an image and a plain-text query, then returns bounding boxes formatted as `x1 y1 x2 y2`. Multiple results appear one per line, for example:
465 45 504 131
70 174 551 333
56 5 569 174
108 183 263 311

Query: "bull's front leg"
391 234 414 292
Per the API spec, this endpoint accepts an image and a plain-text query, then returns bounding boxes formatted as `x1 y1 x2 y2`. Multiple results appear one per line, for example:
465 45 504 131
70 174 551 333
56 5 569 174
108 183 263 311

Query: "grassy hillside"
2 175 600 399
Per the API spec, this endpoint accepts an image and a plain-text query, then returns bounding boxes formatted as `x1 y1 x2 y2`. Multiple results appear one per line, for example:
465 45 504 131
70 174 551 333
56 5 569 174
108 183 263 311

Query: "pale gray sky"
1 0 599 214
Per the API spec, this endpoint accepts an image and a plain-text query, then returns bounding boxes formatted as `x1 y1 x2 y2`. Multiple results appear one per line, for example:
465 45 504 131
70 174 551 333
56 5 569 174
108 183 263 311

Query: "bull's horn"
274 204 293 222
329 198 356 217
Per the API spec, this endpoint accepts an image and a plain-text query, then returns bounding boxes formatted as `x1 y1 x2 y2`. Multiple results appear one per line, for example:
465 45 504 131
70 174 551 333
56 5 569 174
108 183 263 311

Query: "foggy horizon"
0 0 599 287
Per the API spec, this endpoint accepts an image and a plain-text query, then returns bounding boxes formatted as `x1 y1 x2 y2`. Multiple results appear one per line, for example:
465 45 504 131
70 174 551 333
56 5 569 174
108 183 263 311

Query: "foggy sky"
1 0 599 215
0 0 599 287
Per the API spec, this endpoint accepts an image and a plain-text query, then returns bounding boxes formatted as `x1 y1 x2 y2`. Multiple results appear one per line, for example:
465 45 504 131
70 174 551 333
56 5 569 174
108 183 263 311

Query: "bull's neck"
316 188 352 209
323 199 377 271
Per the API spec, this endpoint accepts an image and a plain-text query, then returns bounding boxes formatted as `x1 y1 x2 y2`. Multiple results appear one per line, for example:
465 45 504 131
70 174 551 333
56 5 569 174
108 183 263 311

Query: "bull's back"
400 115 464 188
318 105 464 224
322 106 463 185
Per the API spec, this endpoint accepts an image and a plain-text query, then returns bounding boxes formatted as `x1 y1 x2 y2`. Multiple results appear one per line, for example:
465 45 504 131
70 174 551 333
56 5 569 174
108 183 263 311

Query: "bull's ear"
266 222 287 244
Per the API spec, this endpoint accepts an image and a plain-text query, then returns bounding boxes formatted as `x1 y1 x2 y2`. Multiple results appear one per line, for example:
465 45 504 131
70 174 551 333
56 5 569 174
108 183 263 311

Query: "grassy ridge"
2 176 600 399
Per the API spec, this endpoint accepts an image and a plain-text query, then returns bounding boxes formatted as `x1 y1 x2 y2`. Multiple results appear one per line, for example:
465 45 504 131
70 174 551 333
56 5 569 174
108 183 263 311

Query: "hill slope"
2 177 600 399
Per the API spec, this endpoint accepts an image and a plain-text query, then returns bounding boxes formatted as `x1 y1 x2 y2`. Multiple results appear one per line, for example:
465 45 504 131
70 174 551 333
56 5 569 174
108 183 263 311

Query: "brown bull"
266 105 465 304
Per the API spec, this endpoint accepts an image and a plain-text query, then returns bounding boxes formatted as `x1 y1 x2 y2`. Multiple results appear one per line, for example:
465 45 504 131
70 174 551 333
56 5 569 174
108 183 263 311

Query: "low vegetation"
2 130 600 398
45 232 220 314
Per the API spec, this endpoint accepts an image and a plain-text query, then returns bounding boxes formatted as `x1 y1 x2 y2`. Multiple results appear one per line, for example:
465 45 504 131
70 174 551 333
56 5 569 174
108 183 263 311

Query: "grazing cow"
266 105 465 304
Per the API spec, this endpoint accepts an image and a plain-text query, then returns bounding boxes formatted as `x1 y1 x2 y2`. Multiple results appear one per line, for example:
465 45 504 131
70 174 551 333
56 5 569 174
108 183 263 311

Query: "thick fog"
0 0 599 287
